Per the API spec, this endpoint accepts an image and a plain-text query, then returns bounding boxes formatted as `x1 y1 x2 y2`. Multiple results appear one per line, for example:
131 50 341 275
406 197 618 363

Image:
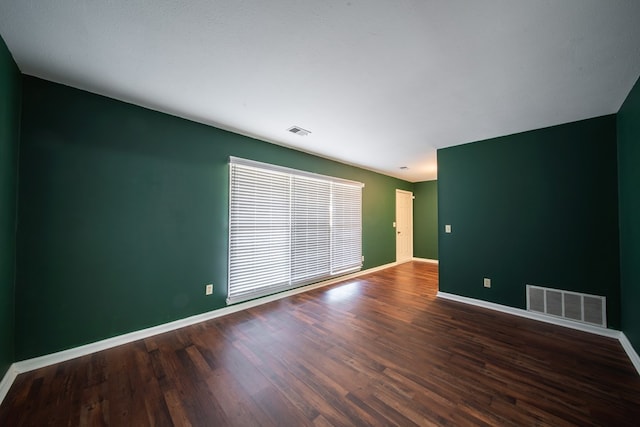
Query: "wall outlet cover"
483 278 491 288
205 284 213 295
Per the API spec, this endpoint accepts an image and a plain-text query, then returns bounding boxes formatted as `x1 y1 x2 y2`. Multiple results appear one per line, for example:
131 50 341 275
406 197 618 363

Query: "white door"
396 189 413 263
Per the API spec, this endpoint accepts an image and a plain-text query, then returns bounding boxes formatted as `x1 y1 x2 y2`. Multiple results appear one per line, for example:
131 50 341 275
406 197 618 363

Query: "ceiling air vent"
288 126 311 136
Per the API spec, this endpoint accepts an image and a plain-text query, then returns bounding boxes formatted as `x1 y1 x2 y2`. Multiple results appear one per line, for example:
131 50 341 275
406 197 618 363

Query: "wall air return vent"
287 126 311 136
526 285 606 327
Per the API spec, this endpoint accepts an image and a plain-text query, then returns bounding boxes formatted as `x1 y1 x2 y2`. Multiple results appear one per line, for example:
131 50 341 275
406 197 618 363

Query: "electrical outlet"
361 255 365 262
445 224 452 233
483 278 491 288
205 284 213 295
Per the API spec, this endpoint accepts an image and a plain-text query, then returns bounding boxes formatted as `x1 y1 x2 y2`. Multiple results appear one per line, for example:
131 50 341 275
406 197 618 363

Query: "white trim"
437 291 620 338
0 364 18 405
437 291 640 376
620 332 640 376
3 265 637 407
0 260 398 405
412 257 438 264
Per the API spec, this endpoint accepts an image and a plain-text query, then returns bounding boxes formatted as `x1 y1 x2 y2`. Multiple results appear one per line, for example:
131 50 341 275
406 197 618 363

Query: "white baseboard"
0 364 18 405
620 332 640 375
437 291 620 338
3 264 638 407
1 260 399 406
437 291 640 376
413 257 438 264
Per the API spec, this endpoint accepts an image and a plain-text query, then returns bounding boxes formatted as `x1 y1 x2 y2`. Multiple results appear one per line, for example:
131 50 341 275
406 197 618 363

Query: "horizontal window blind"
331 182 362 274
228 157 363 304
291 176 331 286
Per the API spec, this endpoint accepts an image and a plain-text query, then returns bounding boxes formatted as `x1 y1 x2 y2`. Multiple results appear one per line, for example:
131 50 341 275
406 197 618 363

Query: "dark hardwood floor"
2 261 640 426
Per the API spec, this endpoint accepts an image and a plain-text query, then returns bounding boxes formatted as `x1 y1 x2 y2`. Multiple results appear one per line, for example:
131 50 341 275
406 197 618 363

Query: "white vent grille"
287 126 311 136
526 285 606 327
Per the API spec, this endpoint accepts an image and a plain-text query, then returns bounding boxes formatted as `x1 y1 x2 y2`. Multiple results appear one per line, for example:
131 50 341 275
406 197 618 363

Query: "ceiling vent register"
287 126 311 136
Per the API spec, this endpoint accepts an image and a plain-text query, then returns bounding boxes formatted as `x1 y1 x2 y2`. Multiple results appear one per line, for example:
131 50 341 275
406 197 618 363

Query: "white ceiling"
1 1 639 182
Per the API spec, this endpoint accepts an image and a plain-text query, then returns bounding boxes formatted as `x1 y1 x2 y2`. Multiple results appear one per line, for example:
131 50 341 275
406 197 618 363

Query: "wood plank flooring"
2 261 640 426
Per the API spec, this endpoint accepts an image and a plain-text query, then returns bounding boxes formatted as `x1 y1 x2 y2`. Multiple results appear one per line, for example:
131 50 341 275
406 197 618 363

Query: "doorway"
395 189 414 263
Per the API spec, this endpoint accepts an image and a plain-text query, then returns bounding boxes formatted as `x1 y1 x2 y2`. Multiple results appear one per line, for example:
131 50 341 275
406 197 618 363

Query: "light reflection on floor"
324 280 362 302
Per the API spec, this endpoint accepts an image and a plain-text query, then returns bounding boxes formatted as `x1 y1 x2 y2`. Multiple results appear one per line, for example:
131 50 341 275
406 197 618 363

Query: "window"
228 157 363 304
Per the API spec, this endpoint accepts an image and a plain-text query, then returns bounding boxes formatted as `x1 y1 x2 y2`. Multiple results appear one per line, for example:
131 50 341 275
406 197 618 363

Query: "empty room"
1 1 640 425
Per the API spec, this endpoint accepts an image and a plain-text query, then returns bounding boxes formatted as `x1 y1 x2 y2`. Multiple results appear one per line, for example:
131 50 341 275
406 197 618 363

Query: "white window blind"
331 182 362 274
228 157 363 304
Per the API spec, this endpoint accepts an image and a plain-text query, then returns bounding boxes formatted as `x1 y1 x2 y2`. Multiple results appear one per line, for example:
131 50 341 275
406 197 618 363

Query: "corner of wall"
617 73 640 357
0 33 21 382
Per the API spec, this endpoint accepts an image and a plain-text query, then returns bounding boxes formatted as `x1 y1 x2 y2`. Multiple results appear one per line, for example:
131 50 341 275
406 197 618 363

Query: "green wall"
413 180 438 260
618 75 640 352
10 68 638 361
15 76 412 359
0 37 20 378
437 116 621 328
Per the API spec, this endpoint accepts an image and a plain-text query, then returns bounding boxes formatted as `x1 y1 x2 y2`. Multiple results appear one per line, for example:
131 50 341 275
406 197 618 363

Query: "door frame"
395 189 414 263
